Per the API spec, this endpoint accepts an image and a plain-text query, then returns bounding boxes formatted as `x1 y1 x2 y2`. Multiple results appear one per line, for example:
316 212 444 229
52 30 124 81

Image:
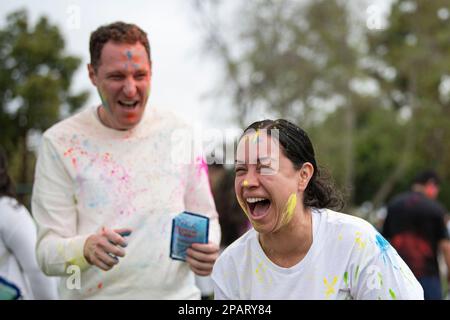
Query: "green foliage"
0 9 89 204
196 0 450 210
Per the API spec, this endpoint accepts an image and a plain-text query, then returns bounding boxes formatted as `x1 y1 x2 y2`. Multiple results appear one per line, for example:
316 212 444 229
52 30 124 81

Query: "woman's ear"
298 162 314 192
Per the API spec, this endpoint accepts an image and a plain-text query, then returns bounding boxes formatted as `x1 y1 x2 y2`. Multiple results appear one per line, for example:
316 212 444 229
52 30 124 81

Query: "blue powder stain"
126 50 132 60
375 233 390 253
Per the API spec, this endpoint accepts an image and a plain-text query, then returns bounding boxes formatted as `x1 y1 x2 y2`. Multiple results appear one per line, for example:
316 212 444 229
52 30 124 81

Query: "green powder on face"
97 89 110 113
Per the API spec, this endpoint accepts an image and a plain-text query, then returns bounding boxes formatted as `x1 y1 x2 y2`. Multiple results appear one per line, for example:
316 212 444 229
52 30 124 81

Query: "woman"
0 147 58 299
211 119 423 299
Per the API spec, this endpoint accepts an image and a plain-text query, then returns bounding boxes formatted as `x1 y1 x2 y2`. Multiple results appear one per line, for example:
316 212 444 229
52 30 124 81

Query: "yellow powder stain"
338 234 343 241
255 262 266 283
355 232 367 249
242 180 249 187
279 193 297 227
323 276 338 299
251 129 261 144
237 196 249 216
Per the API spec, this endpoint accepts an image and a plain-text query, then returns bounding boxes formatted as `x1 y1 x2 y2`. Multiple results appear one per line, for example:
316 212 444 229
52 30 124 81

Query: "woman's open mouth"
246 197 271 220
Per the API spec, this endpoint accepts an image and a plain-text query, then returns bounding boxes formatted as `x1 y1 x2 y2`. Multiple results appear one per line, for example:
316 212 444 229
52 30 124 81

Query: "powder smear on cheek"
279 193 297 227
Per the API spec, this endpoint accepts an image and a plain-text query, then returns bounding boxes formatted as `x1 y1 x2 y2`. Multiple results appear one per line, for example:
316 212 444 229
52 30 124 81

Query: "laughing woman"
211 119 423 300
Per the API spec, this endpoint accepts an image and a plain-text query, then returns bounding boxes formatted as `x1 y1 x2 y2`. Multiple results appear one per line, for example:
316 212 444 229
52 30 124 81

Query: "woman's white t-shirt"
212 208 423 300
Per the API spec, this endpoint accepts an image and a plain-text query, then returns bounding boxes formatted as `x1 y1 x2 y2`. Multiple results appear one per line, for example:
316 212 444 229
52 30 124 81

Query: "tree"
0 10 89 204
193 0 450 212
367 0 450 208
193 0 376 207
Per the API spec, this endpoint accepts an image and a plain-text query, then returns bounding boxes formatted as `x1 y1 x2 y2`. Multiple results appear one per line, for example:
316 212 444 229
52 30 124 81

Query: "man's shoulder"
43 106 93 140
147 107 190 130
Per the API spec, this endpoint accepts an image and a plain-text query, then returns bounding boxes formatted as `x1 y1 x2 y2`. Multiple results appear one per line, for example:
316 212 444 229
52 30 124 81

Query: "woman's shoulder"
320 208 378 235
316 208 382 253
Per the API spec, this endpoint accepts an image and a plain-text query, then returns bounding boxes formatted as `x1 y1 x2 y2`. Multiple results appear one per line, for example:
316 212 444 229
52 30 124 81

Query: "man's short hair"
412 170 441 186
89 21 151 71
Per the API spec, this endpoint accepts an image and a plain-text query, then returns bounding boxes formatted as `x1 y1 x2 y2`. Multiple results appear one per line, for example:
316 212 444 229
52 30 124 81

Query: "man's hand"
83 227 132 271
186 242 220 276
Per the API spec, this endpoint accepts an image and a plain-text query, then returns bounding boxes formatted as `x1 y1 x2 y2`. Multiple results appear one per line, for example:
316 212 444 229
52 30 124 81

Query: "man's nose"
123 78 137 97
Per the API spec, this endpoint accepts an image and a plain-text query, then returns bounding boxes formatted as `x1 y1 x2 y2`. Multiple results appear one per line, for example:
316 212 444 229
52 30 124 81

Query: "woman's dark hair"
242 119 344 210
0 146 17 200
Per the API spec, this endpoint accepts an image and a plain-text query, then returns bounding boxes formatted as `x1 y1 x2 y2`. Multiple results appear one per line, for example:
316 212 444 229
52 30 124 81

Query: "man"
32 22 221 299
383 170 450 299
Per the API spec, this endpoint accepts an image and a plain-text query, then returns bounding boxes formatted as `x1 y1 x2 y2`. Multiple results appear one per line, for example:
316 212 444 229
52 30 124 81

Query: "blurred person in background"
0 146 58 299
383 170 450 299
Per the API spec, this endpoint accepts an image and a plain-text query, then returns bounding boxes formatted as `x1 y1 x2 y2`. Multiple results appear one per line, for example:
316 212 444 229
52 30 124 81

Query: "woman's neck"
259 206 313 268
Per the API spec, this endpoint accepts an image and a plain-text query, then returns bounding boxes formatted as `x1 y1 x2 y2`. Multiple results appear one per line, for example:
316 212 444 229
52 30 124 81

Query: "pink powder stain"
195 156 213 196
65 137 138 216
196 156 209 178
64 148 74 157
71 157 77 169
97 282 103 289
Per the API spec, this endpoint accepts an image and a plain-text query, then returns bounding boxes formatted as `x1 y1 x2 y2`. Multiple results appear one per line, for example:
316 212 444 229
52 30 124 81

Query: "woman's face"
234 131 310 234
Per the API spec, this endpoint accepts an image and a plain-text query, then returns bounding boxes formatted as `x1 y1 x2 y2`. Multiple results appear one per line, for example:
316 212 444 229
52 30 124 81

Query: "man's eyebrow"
105 71 124 76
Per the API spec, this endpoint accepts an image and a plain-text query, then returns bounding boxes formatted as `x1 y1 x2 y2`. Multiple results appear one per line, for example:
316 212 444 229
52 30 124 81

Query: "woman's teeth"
246 197 268 203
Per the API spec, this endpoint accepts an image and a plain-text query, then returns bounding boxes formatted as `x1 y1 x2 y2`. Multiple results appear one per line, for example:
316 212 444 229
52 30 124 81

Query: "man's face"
88 41 151 130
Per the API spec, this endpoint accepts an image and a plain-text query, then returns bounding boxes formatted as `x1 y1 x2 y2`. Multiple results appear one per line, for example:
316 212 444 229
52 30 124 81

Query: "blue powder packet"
170 211 209 261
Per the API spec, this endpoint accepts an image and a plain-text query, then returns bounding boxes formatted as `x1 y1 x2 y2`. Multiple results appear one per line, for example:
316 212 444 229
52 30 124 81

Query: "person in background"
0 146 58 299
383 170 450 300
212 119 423 300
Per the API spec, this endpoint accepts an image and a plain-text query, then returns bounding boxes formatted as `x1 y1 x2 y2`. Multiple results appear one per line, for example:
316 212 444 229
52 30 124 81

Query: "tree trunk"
343 97 355 208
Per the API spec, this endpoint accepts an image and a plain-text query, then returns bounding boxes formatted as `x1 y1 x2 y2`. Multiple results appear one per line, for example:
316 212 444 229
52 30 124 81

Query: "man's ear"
87 64 97 86
298 162 314 192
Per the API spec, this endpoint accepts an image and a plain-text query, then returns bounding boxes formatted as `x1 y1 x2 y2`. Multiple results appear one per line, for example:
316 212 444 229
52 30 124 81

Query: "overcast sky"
1 0 392 132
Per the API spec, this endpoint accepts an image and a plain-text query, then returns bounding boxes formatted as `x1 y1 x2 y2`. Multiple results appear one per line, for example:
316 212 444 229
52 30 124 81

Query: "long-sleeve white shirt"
32 106 221 299
0 196 59 299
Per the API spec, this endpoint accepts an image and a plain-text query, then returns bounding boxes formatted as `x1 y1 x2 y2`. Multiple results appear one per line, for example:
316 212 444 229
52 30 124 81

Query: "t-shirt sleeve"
2 203 59 299
32 135 90 276
351 229 424 300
